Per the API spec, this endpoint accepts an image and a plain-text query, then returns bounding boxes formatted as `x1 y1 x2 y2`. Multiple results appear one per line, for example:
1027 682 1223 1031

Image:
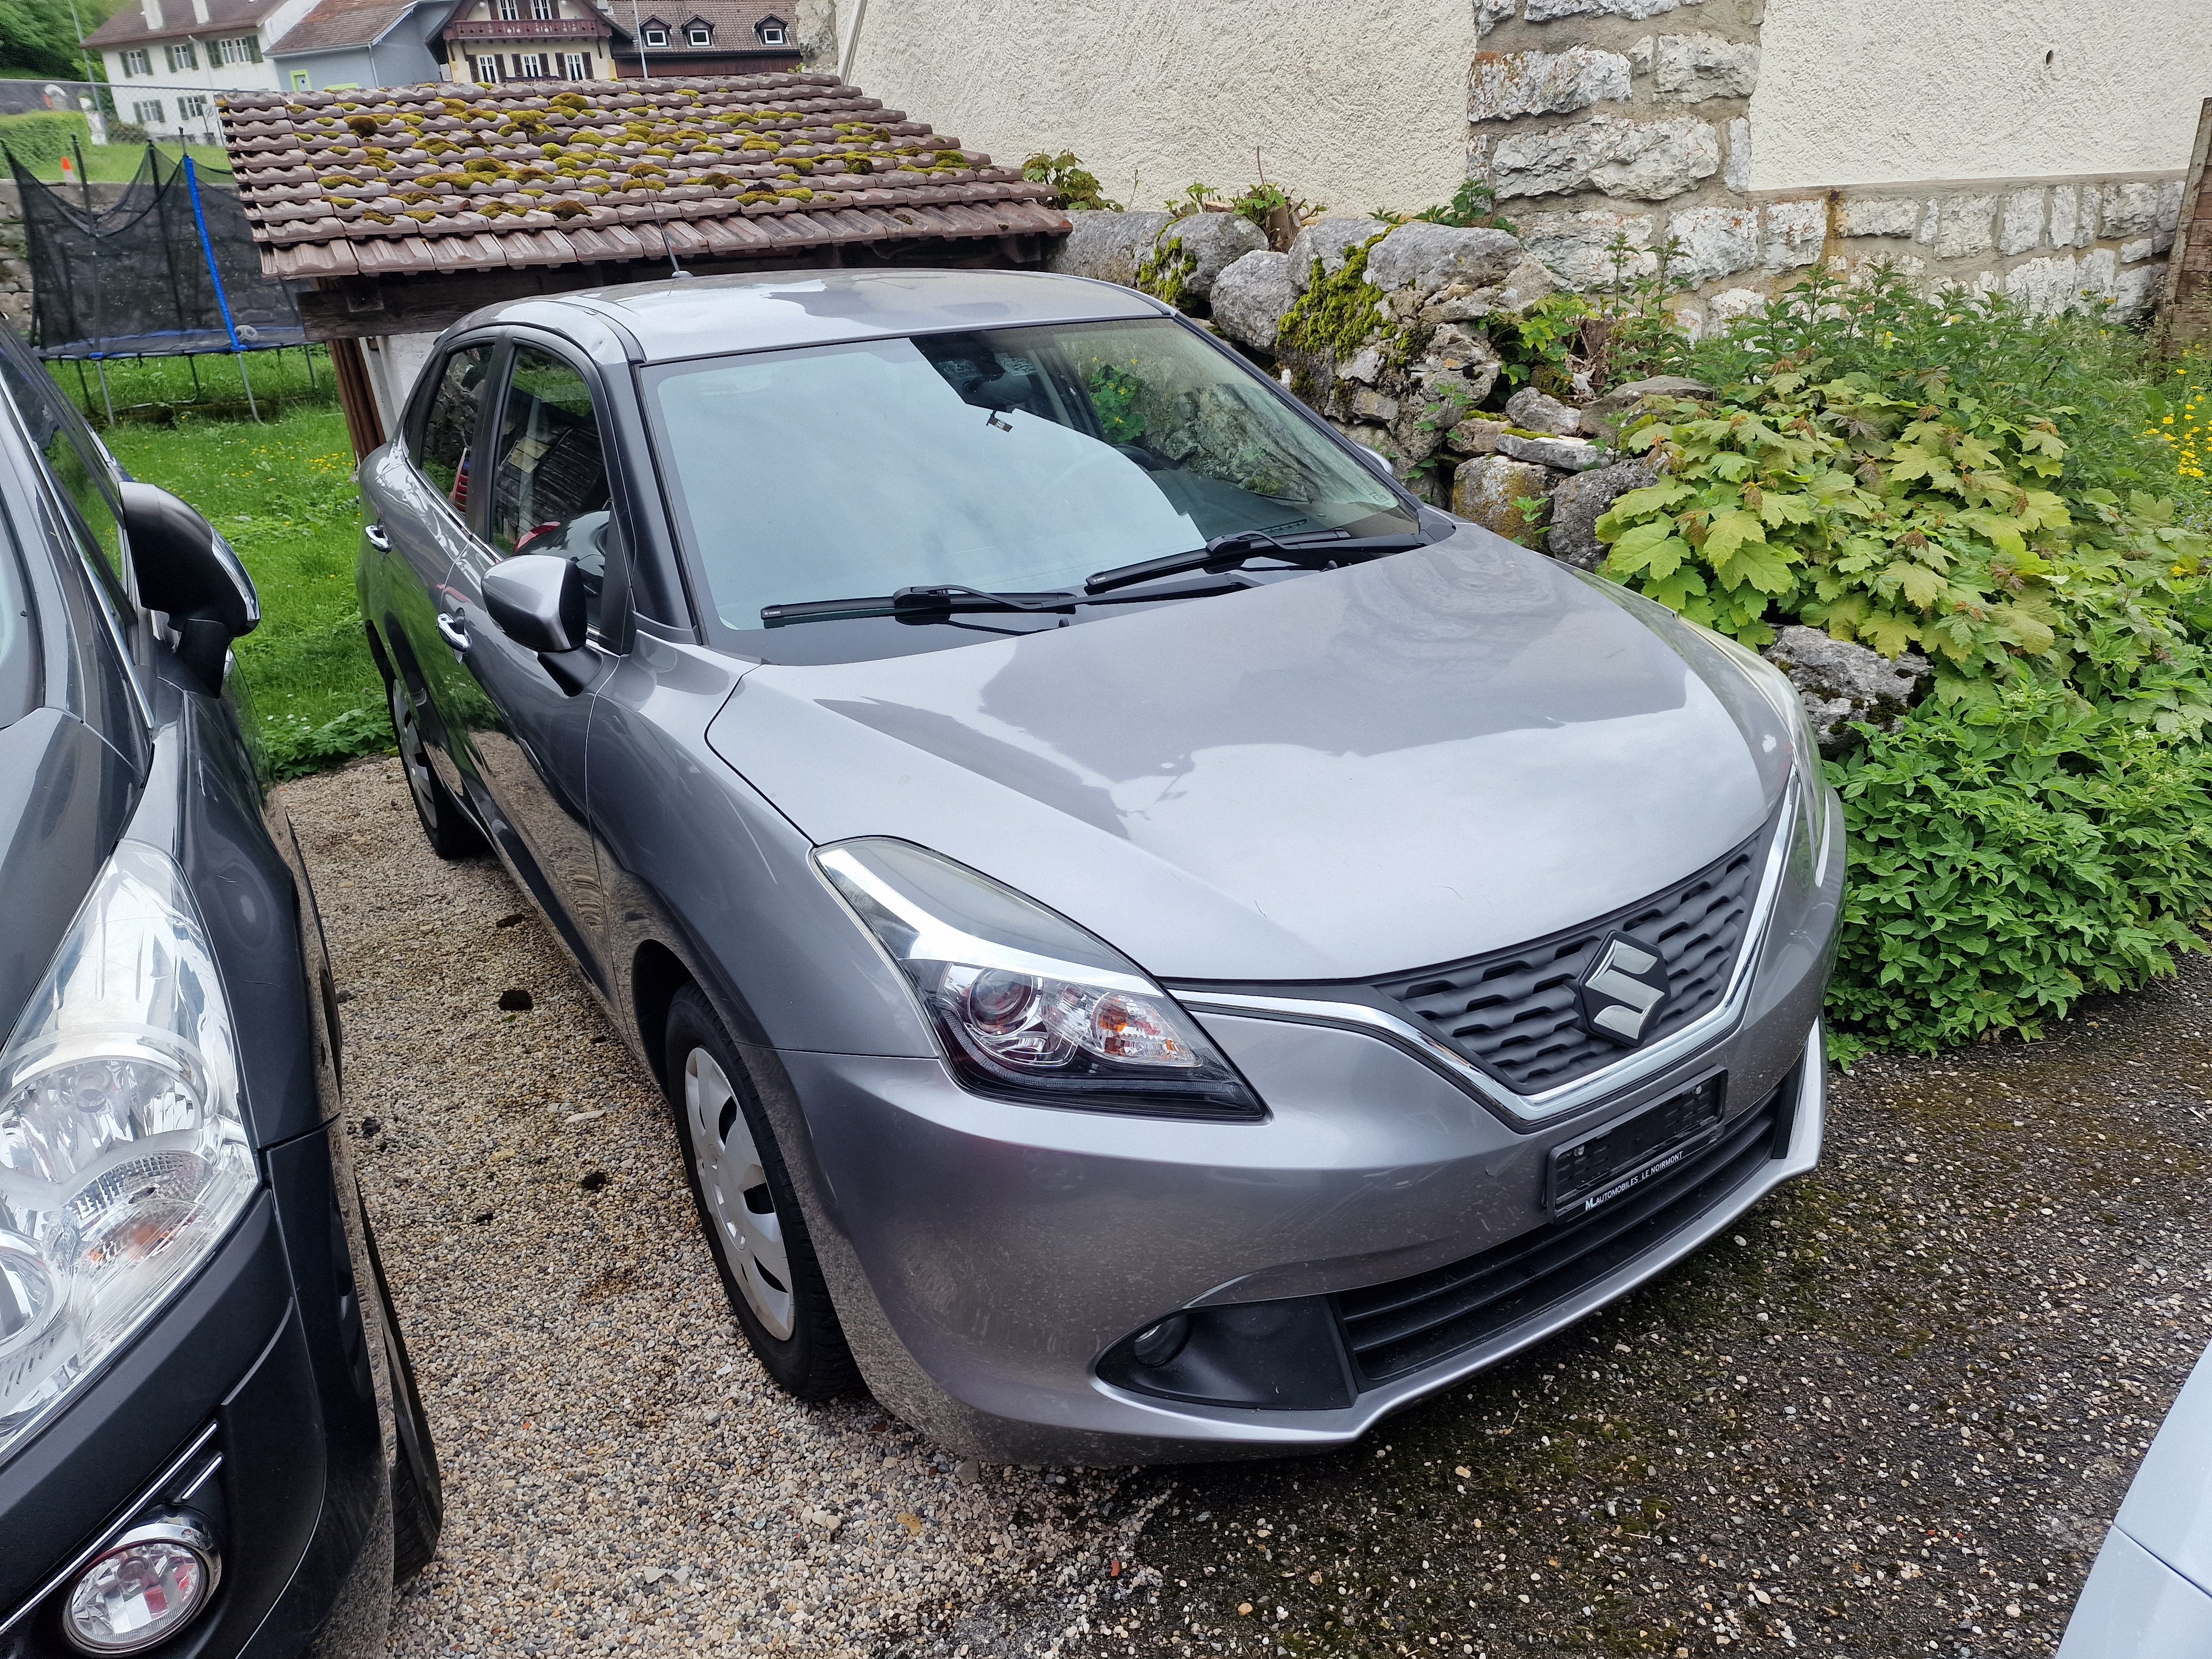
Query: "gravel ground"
285 755 2212 1659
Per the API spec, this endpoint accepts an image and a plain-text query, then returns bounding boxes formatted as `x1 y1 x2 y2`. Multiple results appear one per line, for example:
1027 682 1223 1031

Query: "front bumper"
0 1142 393 1659
781 787 1843 1464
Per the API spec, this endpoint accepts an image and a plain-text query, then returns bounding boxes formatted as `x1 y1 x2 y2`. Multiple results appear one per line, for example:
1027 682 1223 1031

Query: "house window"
759 22 785 43
472 53 500 80
686 24 709 44
641 25 666 45
120 48 150 75
517 51 544 75
495 0 518 17
563 50 588 77
177 94 208 117
531 0 555 16
164 40 197 70
132 98 165 124
214 34 260 63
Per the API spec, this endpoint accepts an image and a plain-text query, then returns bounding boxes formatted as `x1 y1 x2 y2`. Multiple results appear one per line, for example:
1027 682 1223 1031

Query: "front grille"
1334 1076 1793 1387
1373 827 1767 1095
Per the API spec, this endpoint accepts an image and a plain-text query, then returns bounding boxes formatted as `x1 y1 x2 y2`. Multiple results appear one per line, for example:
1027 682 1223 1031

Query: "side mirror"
122 482 259 693
483 554 599 695
1355 444 1399 483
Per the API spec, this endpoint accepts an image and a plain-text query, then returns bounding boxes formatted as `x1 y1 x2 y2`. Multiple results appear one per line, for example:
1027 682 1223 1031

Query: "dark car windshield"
643 319 1417 633
0 536 32 729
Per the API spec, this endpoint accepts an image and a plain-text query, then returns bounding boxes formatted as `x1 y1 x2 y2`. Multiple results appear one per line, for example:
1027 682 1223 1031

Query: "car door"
430 334 612 982
363 336 494 808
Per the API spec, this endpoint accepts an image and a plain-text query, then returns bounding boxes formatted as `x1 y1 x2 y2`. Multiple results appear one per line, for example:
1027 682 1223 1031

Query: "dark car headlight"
0 843 255 1461
816 838 1262 1120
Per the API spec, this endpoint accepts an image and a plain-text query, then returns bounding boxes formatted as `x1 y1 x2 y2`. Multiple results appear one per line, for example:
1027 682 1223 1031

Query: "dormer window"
641 23 666 44
757 18 786 43
686 22 709 44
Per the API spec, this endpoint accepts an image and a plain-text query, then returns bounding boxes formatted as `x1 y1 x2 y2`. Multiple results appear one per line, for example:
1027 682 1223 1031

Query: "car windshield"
644 319 1417 632
0 536 33 729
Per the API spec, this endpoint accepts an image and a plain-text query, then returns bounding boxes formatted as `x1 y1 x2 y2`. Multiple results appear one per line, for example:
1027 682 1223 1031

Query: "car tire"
360 1203 442 1582
664 985 860 1400
383 669 484 861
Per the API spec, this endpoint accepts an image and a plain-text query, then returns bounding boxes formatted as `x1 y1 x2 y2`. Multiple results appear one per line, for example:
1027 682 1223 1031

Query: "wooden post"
328 335 387 460
2157 96 2212 356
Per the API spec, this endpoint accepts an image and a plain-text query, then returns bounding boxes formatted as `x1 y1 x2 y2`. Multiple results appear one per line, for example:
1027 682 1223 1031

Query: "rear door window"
413 343 491 509
485 345 613 633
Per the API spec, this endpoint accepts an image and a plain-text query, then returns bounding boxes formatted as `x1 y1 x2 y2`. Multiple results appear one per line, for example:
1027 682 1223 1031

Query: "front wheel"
664 986 859 1400
384 669 483 860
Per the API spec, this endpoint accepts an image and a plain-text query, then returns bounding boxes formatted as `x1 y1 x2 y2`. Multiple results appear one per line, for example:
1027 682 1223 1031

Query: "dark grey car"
356 268 1843 1464
0 322 440 1656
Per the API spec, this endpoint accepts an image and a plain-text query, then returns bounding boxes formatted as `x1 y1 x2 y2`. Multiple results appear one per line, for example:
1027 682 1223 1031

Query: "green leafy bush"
1825 684 2212 1056
1020 150 1119 212
0 109 90 171
1594 299 2210 731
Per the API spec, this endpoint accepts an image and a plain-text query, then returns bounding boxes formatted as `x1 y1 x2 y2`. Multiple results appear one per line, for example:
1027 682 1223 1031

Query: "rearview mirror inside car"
121 481 259 694
484 554 599 695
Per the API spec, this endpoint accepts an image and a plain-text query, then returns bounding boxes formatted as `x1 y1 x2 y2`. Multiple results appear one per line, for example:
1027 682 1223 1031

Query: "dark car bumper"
0 1141 394 1659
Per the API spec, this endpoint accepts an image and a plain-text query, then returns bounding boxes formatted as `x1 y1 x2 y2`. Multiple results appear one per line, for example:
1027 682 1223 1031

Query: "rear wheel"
384 669 483 860
664 985 859 1399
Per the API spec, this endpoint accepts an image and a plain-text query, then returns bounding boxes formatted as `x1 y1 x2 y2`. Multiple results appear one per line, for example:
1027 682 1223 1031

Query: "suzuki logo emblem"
1577 932 1672 1046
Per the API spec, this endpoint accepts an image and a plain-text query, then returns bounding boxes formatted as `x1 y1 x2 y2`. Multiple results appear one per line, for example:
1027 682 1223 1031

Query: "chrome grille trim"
1177 787 1796 1127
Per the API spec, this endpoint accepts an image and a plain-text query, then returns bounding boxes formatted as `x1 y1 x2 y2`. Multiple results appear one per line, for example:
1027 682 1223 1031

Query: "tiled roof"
216 72 1071 280
86 0 283 48
273 0 433 55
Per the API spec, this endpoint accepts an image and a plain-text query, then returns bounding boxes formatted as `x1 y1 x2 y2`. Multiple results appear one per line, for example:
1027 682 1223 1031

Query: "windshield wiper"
1082 528 1426 596
760 583 1079 628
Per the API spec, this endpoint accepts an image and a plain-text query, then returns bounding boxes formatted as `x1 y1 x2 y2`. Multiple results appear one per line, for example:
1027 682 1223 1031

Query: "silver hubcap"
390 678 437 821
683 1047 795 1340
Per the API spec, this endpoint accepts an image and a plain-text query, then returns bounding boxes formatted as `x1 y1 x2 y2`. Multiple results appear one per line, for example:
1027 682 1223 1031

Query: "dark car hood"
707 528 1784 982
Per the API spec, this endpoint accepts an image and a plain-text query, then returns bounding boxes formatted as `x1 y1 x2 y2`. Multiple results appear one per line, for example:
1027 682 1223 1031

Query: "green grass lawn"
27 142 232 184
77 374 393 778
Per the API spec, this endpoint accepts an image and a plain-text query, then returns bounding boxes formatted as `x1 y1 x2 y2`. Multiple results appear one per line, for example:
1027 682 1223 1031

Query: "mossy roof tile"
220 70 1067 279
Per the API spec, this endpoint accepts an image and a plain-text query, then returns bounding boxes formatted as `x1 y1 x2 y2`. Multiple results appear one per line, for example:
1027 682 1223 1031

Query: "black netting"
14 147 303 359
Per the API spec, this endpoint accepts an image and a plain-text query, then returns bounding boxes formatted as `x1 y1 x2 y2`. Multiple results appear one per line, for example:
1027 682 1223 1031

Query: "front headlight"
0 842 256 1460
816 839 1262 1120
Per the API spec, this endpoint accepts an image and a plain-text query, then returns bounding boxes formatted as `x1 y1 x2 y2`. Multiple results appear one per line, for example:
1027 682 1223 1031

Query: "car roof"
513 267 1173 362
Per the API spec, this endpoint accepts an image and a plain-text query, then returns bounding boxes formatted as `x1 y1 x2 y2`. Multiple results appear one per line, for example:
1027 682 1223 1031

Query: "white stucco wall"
1749 0 2212 191
843 0 1474 218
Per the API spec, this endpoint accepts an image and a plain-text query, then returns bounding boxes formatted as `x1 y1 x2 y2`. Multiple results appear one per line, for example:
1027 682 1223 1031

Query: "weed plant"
1586 268 2212 1056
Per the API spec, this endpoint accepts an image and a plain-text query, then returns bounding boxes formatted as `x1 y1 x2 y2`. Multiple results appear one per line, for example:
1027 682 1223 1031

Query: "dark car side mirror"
483 554 599 695
121 481 259 694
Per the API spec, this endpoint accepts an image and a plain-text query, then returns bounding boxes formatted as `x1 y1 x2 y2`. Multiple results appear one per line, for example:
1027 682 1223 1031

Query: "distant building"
437 0 620 85
85 0 316 139
602 0 800 80
267 0 451 91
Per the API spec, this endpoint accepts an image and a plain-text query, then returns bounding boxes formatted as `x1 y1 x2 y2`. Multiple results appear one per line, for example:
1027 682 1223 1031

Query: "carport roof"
215 71 1070 282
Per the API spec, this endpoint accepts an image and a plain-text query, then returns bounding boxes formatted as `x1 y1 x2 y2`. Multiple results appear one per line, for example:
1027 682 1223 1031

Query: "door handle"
435 612 471 653
363 522 390 551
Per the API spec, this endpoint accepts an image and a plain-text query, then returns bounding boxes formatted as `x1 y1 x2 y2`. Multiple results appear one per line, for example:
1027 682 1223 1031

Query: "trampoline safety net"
14 147 304 359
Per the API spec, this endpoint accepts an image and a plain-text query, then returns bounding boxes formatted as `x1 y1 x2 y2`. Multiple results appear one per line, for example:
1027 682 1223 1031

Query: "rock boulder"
1578 374 1714 441
1210 250 1300 350
1152 212 1269 305
1044 210 1175 288
1286 217 1393 290
1761 624 1934 756
1366 222 1523 294
1505 386 1583 435
1451 456 1554 544
1545 457 1659 570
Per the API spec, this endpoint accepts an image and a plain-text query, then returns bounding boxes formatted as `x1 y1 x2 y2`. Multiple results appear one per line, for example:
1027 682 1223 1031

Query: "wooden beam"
329 336 387 461
2158 97 2212 356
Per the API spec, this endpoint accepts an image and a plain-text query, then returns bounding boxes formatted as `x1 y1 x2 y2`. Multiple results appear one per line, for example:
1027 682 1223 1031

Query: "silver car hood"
706 528 1785 983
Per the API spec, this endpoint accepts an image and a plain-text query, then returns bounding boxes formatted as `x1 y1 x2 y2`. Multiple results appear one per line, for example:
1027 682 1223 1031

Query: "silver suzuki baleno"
356 268 1842 1463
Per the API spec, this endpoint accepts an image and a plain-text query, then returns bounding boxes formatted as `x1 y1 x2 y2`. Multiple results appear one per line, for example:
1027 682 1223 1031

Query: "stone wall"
1467 1 2188 328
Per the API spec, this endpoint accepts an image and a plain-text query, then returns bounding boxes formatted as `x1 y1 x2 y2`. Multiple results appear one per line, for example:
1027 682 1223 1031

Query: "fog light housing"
61 1514 220 1656
1097 1297 1354 1411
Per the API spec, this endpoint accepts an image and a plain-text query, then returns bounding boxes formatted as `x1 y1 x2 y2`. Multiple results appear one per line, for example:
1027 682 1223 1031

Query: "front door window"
487 346 612 633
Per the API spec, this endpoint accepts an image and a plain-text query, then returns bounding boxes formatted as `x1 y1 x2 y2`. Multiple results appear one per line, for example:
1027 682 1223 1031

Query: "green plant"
1019 150 1120 211
1406 178 1514 234
1593 348 2211 726
1275 232 1396 371
0 108 90 171
1162 181 1220 220
1824 683 2212 1057
1134 236 1197 309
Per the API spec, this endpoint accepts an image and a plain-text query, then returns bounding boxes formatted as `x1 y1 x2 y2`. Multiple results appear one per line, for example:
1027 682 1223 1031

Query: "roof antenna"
626 0 688 278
